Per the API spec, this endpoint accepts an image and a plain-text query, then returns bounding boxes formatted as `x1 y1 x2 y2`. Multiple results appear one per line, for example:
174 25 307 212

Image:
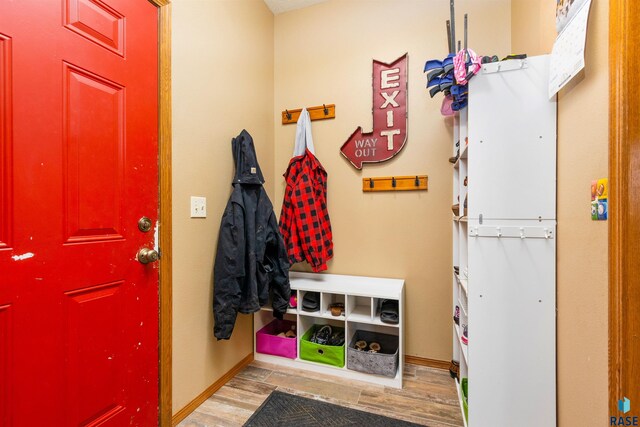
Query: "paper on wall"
556 0 589 33
548 0 593 98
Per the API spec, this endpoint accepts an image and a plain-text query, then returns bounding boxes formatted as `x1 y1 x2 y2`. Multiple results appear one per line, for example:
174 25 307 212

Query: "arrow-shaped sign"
341 54 408 170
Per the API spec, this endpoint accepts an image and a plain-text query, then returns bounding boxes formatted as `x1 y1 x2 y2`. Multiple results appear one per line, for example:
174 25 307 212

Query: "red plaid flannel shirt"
279 149 333 272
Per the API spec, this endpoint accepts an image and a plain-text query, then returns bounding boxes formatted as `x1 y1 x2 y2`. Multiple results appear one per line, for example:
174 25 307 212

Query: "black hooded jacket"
213 130 291 340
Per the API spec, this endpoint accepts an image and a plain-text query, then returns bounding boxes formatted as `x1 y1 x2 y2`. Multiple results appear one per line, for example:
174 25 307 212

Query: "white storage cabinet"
451 55 557 426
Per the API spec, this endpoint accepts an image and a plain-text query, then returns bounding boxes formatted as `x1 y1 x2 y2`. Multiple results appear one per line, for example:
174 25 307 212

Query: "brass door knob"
137 248 159 264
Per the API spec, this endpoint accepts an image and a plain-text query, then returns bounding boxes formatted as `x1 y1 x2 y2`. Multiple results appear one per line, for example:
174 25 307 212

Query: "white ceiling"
263 0 328 15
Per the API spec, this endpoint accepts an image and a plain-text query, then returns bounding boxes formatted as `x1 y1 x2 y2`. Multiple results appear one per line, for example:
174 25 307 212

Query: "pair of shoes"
451 84 468 97
450 83 469 111
354 340 381 353
449 140 461 163
427 75 454 98
327 330 345 346
453 306 460 325
289 295 297 309
449 360 460 379
461 324 468 345
452 204 460 216
449 149 460 164
424 54 455 98
481 55 499 64
452 99 468 111
301 292 319 311
276 326 296 339
380 299 399 324
310 326 345 346
329 302 344 316
425 56 455 77
311 325 332 345
502 53 527 61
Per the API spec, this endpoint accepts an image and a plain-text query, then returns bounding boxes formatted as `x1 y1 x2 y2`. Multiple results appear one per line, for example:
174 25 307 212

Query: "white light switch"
190 196 207 218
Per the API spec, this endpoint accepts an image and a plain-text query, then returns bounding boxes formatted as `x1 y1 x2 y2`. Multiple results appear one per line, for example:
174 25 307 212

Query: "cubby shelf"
254 271 405 388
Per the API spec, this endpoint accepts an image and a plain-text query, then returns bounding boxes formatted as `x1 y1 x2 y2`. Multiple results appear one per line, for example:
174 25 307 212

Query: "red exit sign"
341 54 408 169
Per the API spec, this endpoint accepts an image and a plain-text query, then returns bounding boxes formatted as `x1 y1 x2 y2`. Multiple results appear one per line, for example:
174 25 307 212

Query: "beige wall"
169 0 609 420
511 1 556 57
274 0 511 361
171 0 274 414
512 1 609 425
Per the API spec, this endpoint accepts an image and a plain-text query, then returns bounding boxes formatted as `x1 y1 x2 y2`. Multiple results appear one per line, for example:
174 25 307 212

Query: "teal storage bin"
300 325 345 368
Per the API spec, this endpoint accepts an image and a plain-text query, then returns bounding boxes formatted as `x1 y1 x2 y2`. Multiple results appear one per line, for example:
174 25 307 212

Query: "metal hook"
323 104 328 115
520 227 525 239
369 178 374 189
415 176 420 186
285 109 292 120
392 177 396 188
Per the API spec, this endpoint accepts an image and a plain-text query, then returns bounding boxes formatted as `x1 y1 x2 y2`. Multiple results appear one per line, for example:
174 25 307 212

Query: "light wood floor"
177 360 464 427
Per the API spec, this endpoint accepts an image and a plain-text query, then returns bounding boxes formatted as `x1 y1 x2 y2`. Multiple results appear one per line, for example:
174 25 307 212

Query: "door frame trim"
608 0 622 407
149 1 172 425
609 0 636 415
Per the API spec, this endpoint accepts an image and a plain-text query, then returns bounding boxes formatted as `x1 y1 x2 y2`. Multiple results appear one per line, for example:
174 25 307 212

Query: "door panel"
81 405 127 427
63 62 124 243
0 1 159 425
64 282 125 425
0 33 11 250
64 0 125 57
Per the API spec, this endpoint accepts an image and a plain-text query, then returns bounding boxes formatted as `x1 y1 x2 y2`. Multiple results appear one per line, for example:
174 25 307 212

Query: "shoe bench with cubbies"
253 271 405 388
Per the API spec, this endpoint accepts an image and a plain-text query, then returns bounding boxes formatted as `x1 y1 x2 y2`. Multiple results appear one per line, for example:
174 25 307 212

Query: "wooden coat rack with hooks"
363 175 428 192
281 104 335 124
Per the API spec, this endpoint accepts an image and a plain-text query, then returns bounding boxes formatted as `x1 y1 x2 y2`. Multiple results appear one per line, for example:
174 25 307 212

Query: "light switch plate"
190 196 206 218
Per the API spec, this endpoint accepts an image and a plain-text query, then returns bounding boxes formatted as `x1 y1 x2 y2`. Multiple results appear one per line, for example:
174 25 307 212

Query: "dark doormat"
243 390 425 426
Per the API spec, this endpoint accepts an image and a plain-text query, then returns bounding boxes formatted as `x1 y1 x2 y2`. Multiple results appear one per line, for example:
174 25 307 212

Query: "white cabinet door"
467 220 556 427
468 56 557 221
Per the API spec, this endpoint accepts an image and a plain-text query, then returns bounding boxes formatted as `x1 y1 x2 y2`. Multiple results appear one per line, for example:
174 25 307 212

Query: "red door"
0 0 159 425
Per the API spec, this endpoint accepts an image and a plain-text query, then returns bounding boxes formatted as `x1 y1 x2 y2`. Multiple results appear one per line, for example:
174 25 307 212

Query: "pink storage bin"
256 319 297 359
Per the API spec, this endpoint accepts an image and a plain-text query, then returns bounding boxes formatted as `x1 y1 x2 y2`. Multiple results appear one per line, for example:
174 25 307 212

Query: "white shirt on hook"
293 108 315 157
